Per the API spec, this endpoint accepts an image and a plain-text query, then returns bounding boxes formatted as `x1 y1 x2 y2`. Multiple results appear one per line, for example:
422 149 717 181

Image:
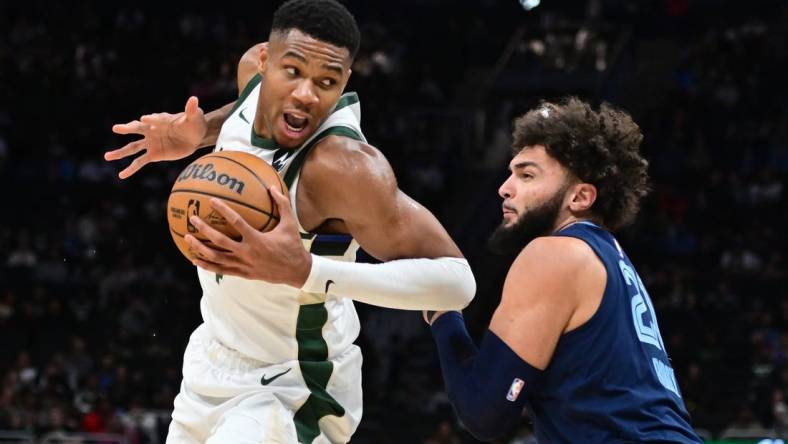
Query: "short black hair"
511 97 650 230
271 0 361 59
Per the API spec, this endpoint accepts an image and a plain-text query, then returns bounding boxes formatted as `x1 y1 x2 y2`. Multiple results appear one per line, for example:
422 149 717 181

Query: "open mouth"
283 112 309 134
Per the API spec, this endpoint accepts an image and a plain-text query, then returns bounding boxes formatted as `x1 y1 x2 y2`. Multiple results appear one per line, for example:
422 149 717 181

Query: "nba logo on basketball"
186 199 200 233
507 378 525 401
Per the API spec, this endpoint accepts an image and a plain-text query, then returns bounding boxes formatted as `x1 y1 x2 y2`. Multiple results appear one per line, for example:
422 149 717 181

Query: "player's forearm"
430 312 537 441
198 101 236 148
300 256 475 310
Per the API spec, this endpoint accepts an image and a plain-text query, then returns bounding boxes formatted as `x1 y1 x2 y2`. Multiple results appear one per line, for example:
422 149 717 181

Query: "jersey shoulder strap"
281 93 366 188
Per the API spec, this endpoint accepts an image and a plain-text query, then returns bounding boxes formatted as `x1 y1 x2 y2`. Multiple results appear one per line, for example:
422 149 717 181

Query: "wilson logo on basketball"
176 163 245 194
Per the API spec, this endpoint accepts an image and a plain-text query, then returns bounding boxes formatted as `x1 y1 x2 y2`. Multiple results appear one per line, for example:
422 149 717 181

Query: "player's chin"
275 122 311 148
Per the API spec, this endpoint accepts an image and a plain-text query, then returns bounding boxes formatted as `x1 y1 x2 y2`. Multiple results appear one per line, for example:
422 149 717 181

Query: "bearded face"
488 181 568 255
489 146 578 255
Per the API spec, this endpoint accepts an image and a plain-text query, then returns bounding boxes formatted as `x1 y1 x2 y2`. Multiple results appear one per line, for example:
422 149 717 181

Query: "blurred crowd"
1 0 787 443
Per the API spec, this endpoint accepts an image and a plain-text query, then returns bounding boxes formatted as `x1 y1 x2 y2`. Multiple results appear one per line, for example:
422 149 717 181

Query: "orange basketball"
167 151 287 262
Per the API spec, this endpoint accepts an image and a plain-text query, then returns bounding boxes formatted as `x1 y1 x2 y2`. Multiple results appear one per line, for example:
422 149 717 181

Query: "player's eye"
285 66 299 77
320 78 337 88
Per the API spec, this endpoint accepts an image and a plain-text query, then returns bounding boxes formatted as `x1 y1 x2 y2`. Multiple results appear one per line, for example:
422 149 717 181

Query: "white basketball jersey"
200 73 366 364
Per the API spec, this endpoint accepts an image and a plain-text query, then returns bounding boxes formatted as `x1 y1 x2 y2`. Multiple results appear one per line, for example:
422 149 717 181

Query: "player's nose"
292 80 319 108
499 175 515 199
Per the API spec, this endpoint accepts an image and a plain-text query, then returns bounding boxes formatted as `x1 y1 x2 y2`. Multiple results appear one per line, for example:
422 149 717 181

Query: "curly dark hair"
272 0 360 59
511 97 650 230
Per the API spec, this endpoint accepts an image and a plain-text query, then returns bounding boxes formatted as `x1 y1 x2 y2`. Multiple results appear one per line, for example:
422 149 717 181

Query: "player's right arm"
104 43 265 179
425 236 605 440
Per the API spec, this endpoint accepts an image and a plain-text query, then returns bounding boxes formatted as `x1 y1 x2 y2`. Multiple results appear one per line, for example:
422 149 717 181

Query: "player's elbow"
438 257 476 310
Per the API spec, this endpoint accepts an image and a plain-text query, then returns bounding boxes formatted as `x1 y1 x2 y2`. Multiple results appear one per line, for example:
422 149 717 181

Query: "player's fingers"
191 257 244 277
140 112 175 125
140 114 158 124
112 120 147 135
104 140 145 161
184 96 200 118
117 153 150 179
208 198 257 238
268 187 295 228
184 234 235 264
188 214 242 250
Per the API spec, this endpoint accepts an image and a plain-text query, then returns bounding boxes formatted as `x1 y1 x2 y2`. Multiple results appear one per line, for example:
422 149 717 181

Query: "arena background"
1 0 787 442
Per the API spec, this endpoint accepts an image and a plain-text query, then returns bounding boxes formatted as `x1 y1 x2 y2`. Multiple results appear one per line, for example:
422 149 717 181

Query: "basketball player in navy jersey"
425 98 702 443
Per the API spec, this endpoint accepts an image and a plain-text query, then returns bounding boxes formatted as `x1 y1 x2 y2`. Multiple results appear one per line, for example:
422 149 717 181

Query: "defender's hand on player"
105 96 207 179
184 188 313 288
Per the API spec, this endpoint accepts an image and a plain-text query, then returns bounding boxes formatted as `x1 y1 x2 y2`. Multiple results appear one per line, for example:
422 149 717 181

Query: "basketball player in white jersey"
104 0 475 442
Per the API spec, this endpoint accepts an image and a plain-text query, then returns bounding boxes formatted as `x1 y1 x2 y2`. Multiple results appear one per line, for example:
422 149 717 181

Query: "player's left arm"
427 236 599 440
295 136 475 309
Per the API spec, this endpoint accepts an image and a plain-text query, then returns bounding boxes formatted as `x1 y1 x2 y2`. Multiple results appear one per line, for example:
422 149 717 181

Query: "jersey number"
618 260 680 396
619 260 665 351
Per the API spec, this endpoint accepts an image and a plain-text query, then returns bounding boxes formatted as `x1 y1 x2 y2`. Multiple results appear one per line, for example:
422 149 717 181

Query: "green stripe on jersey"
333 92 359 112
293 303 345 443
250 128 278 150
229 73 262 115
288 110 361 442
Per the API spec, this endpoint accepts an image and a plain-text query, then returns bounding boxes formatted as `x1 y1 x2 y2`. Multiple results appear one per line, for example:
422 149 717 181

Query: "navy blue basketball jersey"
524 221 701 443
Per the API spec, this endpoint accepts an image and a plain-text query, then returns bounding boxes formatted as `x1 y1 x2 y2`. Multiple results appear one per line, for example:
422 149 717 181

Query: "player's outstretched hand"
184 188 313 288
105 96 207 179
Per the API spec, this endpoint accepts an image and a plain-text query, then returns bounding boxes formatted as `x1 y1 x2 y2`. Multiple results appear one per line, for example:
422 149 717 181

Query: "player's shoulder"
313 134 379 159
519 235 595 262
510 235 604 286
305 135 393 185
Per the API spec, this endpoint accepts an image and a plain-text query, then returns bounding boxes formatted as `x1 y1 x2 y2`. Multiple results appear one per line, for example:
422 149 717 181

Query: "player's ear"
339 67 352 93
258 43 269 74
569 183 597 213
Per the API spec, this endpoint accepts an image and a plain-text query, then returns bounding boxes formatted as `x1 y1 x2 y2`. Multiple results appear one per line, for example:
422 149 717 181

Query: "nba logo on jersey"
507 378 525 401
